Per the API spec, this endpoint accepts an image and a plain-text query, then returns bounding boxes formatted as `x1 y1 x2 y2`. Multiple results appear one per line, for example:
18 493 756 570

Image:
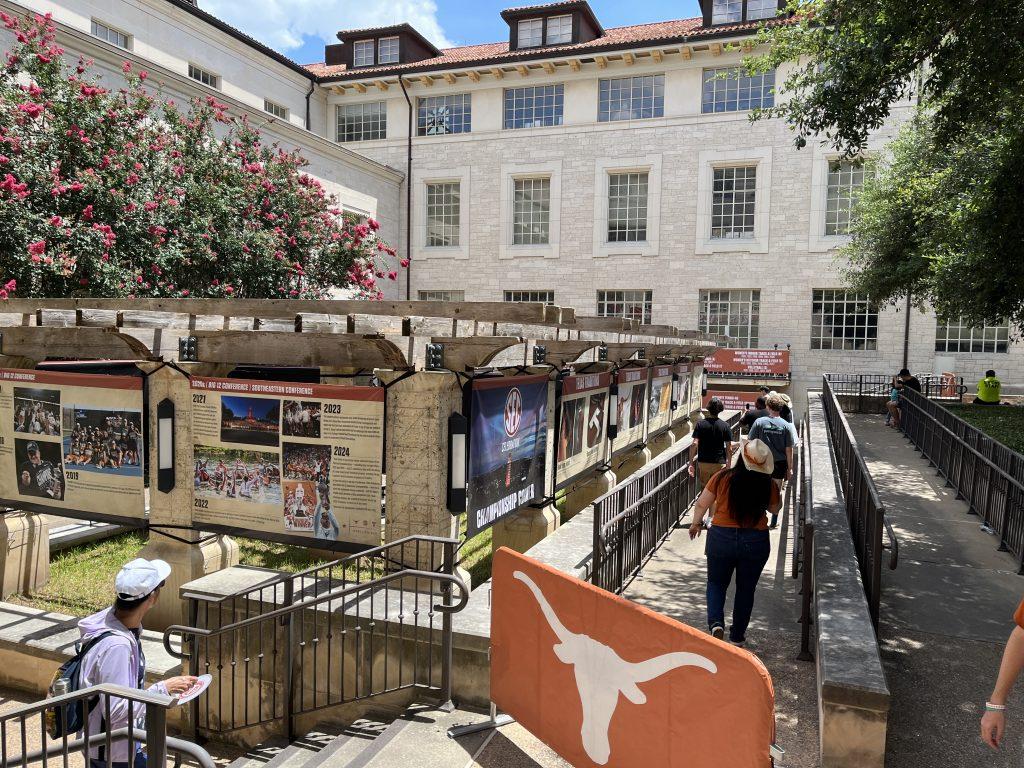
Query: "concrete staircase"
218 704 567 768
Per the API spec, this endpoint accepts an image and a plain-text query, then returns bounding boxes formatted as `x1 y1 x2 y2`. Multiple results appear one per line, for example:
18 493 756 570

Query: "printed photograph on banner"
282 442 331 484
62 406 143 477
557 396 584 463
649 377 671 420
14 387 61 436
219 396 280 447
15 438 64 500
194 445 282 504
282 400 321 439
283 479 339 540
626 382 646 428
587 392 607 448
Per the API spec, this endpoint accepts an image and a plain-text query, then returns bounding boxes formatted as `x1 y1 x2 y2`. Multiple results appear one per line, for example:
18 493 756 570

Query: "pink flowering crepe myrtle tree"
0 12 404 301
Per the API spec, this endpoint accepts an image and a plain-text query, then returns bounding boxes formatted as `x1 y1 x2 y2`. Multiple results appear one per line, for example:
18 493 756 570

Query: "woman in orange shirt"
689 439 782 646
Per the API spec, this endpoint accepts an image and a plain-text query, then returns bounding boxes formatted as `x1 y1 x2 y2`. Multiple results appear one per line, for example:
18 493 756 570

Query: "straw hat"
740 439 775 476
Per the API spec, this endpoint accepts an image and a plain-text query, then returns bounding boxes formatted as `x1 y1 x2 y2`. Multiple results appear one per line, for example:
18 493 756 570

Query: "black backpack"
45 631 115 738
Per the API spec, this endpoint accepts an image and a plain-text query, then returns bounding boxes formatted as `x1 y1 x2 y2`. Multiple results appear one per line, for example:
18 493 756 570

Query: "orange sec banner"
490 548 775 768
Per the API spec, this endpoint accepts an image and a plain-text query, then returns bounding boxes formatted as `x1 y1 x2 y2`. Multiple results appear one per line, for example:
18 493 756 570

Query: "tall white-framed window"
597 290 653 325
598 75 665 122
90 19 130 49
188 64 219 89
512 177 551 246
702 68 775 113
417 94 472 135
607 172 649 243
711 0 743 23
426 182 461 248
504 84 564 129
825 159 872 236
935 318 1011 353
378 36 400 64
746 0 778 20
546 15 573 44
505 290 555 304
337 102 387 142
811 289 878 351
353 40 375 67
699 290 761 348
711 166 757 240
263 100 289 120
518 19 543 48
418 290 464 302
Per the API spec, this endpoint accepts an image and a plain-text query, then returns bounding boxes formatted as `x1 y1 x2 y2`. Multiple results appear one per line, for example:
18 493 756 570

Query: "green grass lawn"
457 518 494 588
946 404 1024 455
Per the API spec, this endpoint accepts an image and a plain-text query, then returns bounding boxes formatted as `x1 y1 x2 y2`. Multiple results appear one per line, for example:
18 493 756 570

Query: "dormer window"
746 0 778 19
546 15 573 44
378 36 400 64
353 39 375 67
712 0 742 24
518 19 543 48
709 0 780 24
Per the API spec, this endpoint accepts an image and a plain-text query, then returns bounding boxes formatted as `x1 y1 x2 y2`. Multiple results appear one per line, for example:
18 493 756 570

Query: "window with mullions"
91 20 130 49
597 290 653 325
607 172 649 243
598 75 665 122
826 159 872 236
378 36 399 64
353 40 375 67
935 318 1011 353
546 15 573 44
426 182 461 247
811 289 878 351
746 0 778 20
711 166 756 239
711 0 742 23
504 290 555 304
702 67 775 113
699 290 760 348
188 64 219 89
264 100 289 120
513 178 551 245
504 85 564 129
337 102 386 142
417 94 472 135
418 290 464 302
518 18 543 48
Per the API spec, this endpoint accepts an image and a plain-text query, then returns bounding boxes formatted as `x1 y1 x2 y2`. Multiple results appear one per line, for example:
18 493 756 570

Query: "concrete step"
340 705 492 768
301 718 390 768
224 725 346 768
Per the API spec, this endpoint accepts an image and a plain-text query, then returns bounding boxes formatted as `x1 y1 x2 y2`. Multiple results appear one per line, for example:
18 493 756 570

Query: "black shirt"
903 376 921 393
693 417 733 464
740 408 770 430
19 458 61 498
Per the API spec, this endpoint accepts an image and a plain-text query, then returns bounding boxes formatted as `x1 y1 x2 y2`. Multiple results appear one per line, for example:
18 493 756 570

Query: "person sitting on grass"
975 370 1002 405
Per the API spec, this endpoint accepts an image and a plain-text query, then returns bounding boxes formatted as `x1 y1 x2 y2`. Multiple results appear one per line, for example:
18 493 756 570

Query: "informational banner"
466 374 548 537
611 367 648 456
704 349 790 378
555 372 610 489
691 364 706 414
647 366 674 436
190 377 384 548
491 548 776 768
703 389 758 412
0 368 145 521
672 362 693 423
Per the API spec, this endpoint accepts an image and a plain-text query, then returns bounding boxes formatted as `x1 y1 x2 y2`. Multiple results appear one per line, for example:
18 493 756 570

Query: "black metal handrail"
163 535 466 741
824 372 966 408
820 376 898 627
0 683 214 768
898 387 1024 570
794 412 814 661
592 413 741 594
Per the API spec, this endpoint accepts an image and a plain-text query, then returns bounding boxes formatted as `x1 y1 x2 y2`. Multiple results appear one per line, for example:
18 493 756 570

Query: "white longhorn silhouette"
513 570 718 765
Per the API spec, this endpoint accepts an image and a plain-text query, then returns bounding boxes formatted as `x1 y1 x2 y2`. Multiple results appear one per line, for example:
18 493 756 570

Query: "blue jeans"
706 526 771 642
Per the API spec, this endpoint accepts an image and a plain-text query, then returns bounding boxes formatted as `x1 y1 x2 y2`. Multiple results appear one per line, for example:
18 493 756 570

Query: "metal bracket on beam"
598 345 608 362
426 342 445 371
178 335 198 362
532 345 547 365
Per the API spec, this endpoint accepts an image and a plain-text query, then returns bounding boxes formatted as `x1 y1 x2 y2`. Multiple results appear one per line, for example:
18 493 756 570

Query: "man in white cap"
77 558 196 768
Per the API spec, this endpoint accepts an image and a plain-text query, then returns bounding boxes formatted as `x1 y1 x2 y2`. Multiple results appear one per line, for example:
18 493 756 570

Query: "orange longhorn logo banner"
490 548 776 768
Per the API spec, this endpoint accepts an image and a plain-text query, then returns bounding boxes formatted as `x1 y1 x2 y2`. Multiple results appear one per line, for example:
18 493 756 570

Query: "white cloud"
200 0 452 56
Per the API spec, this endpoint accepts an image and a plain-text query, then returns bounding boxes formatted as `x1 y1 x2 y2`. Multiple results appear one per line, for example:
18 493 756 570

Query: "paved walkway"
848 415 1024 767
624 483 820 767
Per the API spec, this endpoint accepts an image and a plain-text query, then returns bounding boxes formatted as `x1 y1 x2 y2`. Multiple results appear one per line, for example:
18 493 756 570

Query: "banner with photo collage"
0 368 145 521
466 374 548 538
692 362 706 415
673 362 693 423
647 365 674 437
610 366 649 456
190 377 385 548
555 372 610 490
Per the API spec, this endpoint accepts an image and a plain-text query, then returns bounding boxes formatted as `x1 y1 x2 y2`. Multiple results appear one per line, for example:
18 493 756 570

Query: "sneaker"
710 624 725 640
768 515 779 530
729 638 746 648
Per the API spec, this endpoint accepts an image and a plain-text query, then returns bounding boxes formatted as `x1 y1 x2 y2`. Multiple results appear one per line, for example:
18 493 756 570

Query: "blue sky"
202 0 704 66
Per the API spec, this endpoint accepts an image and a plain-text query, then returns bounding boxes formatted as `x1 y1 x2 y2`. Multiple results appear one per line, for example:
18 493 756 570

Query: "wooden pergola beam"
189 330 409 369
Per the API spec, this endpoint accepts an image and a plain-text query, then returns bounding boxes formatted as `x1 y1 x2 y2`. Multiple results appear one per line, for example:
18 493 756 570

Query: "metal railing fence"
824 372 966 410
163 535 468 741
0 683 214 768
820 376 899 627
592 413 741 594
898 388 1024 570
793 413 815 661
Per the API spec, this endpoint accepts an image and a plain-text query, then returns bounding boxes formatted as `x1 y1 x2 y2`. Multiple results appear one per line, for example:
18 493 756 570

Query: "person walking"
688 439 781 646
739 396 770 434
980 597 1024 749
688 397 735 491
748 393 795 529
975 370 1002 405
77 559 197 768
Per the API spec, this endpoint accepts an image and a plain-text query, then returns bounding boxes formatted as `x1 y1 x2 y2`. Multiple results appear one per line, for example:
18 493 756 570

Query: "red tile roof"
306 15 786 80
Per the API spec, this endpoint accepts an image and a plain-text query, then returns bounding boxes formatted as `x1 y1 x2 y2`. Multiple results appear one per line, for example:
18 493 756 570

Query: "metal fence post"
282 579 296 743
144 704 167 768
440 540 455 707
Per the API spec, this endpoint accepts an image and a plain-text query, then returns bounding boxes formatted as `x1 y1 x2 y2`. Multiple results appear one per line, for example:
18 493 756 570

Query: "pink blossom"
144 201 158 212
27 240 46 256
16 102 43 119
400 258 410 268
125 172 139 185
181 289 190 296
81 204 93 220
139 71 148 80
224 285 234 294
368 218 380 231
49 216 62 226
